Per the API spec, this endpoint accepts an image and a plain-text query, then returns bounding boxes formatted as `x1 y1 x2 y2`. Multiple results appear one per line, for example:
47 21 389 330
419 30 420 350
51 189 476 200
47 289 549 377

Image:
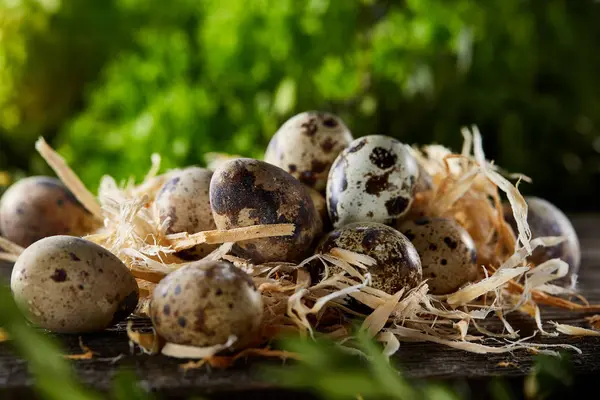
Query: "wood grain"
1 214 600 398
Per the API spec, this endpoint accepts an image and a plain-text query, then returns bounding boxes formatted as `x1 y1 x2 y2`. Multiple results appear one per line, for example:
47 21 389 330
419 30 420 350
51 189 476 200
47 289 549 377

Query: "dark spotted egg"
264 111 353 192
10 235 139 333
210 158 322 264
326 135 419 228
155 167 217 260
0 176 97 247
317 222 422 294
503 196 580 286
150 260 263 348
398 218 478 295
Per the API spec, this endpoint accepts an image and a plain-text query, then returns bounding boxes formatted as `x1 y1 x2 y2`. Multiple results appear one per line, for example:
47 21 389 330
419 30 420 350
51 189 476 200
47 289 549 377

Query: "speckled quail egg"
11 235 139 333
503 196 581 285
150 260 263 348
398 217 478 295
0 176 97 247
317 222 422 294
326 135 419 229
210 158 322 264
155 167 217 260
264 111 353 192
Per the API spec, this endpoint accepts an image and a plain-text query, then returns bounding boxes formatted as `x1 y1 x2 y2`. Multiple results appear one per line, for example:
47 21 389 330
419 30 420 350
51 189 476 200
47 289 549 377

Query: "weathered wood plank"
1 214 600 397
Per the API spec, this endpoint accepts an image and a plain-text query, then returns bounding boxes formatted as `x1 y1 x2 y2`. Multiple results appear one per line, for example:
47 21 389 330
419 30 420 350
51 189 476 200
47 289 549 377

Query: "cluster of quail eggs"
0 110 582 350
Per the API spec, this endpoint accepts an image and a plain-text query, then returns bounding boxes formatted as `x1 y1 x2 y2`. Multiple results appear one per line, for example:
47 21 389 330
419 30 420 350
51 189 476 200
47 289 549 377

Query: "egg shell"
326 135 419 228
155 167 217 260
150 260 263 348
210 158 322 264
399 217 478 295
264 111 353 192
11 235 139 333
317 222 422 294
0 176 96 247
503 197 581 286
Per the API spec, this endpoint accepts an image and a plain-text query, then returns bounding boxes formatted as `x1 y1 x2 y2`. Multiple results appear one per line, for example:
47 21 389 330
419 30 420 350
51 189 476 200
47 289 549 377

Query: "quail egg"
155 167 217 260
317 222 422 294
398 217 478 295
503 196 580 286
11 235 139 333
0 176 97 247
326 135 419 228
264 111 353 192
150 260 263 348
210 158 322 264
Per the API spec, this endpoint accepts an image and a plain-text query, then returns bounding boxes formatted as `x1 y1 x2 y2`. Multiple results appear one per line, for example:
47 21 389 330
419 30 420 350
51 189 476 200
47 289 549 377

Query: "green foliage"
524 353 574 400
0 0 129 172
267 330 461 400
2 0 600 209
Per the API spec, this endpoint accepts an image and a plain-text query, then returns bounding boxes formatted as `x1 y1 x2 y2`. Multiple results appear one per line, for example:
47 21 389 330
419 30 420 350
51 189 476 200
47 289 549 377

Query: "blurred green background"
1 0 599 211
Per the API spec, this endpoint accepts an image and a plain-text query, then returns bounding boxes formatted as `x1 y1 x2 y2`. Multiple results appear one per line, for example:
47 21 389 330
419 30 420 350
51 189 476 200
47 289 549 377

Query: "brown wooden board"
1 215 600 399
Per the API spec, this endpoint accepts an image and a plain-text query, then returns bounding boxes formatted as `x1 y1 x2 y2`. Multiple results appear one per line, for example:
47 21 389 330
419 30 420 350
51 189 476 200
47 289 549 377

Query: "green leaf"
0 285 102 400
273 77 297 116
111 369 155 400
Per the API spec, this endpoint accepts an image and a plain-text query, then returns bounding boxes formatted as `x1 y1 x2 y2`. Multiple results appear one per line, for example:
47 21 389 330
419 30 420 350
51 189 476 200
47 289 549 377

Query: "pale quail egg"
326 135 419 228
155 167 217 260
264 111 353 192
11 235 139 333
317 222 422 294
150 260 263 348
399 217 478 295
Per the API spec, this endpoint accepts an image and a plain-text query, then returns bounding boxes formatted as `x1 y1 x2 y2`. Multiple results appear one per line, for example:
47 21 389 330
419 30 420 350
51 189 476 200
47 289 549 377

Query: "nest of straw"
4 126 600 364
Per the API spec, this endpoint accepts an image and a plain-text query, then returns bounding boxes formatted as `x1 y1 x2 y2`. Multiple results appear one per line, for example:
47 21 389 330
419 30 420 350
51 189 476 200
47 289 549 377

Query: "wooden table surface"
1 215 600 399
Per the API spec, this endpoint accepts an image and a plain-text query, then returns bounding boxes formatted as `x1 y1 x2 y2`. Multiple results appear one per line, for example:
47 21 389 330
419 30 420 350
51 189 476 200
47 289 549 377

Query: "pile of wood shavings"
23 127 600 363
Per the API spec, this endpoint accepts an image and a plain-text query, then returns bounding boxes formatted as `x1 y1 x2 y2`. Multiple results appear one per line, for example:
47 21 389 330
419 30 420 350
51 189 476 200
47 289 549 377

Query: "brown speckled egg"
399 217 478 295
0 176 97 247
11 235 139 333
264 111 353 192
155 167 217 260
210 158 322 264
317 222 422 294
326 135 419 229
150 260 263 348
503 197 580 286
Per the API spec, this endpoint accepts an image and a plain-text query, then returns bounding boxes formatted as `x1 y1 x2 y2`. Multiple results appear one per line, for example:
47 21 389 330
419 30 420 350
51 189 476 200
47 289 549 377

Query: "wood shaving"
0 252 18 262
127 321 163 355
0 236 24 255
552 322 600 337
64 337 96 360
35 137 103 220
161 336 237 359
586 315 600 330
167 224 295 250
496 361 518 368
